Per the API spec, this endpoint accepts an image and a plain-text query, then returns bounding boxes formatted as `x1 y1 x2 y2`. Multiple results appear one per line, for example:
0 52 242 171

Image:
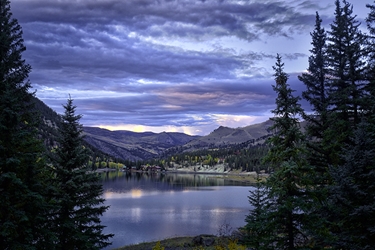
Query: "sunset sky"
11 0 369 135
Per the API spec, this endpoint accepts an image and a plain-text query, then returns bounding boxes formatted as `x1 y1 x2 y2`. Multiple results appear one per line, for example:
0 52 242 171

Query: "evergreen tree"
299 12 329 121
327 119 375 249
0 0 54 248
260 55 312 249
298 12 337 247
308 2 369 246
365 1 375 117
264 54 305 167
52 96 113 250
298 12 331 170
242 176 273 250
326 0 366 164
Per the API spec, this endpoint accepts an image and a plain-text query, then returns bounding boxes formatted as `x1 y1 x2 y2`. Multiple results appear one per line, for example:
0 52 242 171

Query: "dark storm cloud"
13 0 318 78
13 0 317 39
23 30 240 89
10 0 330 134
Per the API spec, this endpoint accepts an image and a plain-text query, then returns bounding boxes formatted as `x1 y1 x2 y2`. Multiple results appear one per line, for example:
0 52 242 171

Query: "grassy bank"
113 236 200 250
113 235 246 250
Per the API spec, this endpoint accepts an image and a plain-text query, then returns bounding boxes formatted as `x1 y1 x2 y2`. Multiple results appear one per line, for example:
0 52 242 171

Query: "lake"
100 171 255 249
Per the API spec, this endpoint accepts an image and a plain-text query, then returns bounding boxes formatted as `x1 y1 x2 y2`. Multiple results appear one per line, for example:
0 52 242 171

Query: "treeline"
143 143 271 172
0 1 112 249
242 1 375 249
138 131 272 172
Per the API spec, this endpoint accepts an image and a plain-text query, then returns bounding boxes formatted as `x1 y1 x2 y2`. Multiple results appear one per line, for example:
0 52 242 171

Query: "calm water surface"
100 171 254 249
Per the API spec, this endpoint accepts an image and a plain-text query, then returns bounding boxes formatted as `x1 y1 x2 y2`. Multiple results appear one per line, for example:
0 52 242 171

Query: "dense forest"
242 0 375 249
2 0 375 249
143 142 271 172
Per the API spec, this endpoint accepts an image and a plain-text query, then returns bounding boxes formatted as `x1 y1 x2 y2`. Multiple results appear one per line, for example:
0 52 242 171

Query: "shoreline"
165 169 267 176
164 169 268 183
97 167 267 184
96 167 267 178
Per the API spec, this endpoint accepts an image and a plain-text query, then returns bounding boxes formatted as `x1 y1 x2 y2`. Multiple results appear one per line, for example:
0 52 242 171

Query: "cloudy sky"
11 0 369 135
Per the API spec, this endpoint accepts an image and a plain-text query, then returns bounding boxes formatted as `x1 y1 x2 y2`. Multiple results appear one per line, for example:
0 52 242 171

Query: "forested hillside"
122 118 280 173
83 126 200 161
31 96 61 148
30 96 124 168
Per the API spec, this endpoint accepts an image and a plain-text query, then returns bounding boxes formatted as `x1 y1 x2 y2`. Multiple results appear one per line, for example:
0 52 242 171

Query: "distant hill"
83 127 200 161
184 119 274 149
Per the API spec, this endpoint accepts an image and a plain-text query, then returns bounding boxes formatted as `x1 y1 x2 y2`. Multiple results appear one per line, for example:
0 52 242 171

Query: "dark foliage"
0 1 55 248
243 1 375 249
51 97 113 250
244 55 312 250
327 120 375 249
242 176 273 250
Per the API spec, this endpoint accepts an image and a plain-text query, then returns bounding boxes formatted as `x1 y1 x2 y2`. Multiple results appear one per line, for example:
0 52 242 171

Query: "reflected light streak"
131 189 143 198
103 189 150 199
103 191 115 199
104 191 134 199
211 208 225 214
165 208 176 221
131 207 142 223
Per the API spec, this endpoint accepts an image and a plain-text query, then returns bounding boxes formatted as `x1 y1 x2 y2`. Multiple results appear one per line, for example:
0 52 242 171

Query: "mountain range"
34 96 275 161
83 127 199 161
83 119 274 161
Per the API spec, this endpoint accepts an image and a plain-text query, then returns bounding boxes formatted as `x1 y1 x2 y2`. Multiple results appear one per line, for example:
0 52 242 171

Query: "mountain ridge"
82 127 200 161
184 119 274 149
33 95 276 162
83 119 275 161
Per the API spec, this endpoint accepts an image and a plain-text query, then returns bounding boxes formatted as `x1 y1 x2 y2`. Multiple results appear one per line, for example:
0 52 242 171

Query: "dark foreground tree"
244 55 312 249
365 1 375 117
297 12 338 246
325 0 366 165
52 96 113 250
265 56 308 250
307 1 368 247
327 119 375 249
242 176 272 250
298 12 331 173
0 0 54 248
264 54 305 168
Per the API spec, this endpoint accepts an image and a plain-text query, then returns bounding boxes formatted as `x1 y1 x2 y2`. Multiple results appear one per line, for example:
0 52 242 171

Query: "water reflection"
100 171 252 191
100 172 254 249
130 207 141 223
130 189 143 198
